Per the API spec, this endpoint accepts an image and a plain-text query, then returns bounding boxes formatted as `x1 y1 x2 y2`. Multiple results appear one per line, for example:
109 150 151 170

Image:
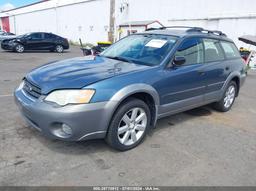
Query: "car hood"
1 37 18 42
26 56 149 94
0 35 16 40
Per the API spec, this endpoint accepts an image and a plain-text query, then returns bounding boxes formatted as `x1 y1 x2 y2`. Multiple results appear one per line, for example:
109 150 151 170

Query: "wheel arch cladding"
231 76 240 96
223 72 241 97
110 84 160 127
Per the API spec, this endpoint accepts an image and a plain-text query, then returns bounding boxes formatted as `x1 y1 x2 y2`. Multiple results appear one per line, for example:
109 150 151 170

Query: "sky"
0 0 39 11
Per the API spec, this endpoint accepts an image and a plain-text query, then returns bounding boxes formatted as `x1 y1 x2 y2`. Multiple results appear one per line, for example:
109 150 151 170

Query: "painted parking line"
0 94 13 98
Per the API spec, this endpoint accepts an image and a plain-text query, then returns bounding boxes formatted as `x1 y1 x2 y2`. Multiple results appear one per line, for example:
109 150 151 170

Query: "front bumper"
14 88 117 141
1 42 14 50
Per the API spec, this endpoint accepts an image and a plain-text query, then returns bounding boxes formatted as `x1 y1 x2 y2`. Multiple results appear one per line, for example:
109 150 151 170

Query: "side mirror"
26 36 32 40
173 56 186 66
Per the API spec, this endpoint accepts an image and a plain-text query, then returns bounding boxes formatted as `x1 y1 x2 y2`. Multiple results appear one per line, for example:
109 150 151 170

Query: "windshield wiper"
104 56 134 64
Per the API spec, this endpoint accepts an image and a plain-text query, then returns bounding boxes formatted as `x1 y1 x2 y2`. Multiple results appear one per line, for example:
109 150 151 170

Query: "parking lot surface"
0 47 256 186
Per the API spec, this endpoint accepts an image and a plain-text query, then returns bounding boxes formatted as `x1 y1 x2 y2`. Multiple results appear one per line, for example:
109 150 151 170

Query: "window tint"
220 41 240 59
175 38 204 65
203 39 224 62
44 33 56 39
30 33 43 39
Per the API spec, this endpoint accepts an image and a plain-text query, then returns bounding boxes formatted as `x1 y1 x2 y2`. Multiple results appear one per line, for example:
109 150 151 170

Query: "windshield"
101 34 177 66
17 33 30 38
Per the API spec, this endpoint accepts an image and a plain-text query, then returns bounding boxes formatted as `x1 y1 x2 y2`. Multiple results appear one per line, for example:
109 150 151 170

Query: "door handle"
197 70 205 76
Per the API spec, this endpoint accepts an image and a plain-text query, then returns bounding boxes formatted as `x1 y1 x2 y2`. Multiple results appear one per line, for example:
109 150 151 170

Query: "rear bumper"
14 88 117 141
63 41 69 50
64 44 69 50
240 73 246 87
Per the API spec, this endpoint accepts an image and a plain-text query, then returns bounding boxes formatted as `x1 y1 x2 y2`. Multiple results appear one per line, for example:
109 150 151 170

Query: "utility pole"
108 0 115 43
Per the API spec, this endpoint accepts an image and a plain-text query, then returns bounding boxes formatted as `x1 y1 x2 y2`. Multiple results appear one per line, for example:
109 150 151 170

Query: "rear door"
41 33 56 50
201 38 227 101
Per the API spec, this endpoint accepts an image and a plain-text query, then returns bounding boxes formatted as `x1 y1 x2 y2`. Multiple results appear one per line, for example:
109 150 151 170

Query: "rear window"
203 39 225 62
30 33 43 39
220 41 241 59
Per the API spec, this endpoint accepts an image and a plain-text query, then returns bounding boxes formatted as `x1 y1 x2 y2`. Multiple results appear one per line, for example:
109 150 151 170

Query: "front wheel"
15 44 25 53
106 98 151 151
213 81 237 112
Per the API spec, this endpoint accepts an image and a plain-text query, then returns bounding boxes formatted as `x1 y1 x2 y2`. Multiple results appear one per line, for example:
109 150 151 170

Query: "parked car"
1 32 69 53
14 27 246 151
0 31 16 42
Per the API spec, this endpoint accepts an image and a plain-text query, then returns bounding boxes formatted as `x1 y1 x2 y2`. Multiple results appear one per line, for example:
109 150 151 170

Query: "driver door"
158 37 207 115
25 33 44 50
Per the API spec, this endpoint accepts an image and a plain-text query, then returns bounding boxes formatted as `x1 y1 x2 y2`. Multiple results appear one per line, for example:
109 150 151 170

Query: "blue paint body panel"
14 29 246 141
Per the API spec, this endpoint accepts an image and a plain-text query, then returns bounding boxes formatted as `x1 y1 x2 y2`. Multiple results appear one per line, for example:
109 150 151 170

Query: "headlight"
8 40 15 44
45 89 95 106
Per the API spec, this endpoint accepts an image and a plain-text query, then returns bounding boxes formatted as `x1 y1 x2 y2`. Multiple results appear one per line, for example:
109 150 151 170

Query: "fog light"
62 124 72 135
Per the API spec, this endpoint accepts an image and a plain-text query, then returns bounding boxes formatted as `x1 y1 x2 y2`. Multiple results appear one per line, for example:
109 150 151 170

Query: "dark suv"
15 27 246 151
1 32 69 53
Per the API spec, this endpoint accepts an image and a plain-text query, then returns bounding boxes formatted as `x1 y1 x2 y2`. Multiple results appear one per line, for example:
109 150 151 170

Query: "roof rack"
146 26 226 36
145 26 201 31
159 26 203 30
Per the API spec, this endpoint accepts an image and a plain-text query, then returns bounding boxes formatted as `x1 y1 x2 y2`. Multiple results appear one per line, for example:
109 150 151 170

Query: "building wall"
115 0 256 48
2 0 110 44
1 0 256 47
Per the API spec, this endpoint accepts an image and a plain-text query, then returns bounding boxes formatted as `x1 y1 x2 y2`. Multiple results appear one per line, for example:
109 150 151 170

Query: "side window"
203 39 225 62
175 38 204 65
220 41 240 59
30 33 43 39
44 33 55 39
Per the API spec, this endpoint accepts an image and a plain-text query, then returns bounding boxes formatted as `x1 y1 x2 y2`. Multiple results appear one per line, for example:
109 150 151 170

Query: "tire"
213 81 237 112
106 98 151 151
15 44 25 53
55 45 64 53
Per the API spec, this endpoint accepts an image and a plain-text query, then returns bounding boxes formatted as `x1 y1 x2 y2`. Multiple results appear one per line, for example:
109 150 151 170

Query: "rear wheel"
213 81 237 112
106 98 151 151
15 44 24 53
55 45 64 53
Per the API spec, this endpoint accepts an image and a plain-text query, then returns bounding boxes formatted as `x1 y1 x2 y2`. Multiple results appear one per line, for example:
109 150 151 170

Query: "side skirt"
157 90 222 119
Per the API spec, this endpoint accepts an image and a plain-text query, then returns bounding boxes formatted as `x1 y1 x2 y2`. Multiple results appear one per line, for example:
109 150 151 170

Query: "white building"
0 0 111 43
1 0 256 48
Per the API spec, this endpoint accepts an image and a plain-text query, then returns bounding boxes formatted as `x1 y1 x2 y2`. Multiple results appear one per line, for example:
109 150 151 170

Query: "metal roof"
119 20 164 27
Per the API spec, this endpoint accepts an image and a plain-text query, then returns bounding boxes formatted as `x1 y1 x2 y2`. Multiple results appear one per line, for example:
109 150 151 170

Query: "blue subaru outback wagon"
15 27 246 151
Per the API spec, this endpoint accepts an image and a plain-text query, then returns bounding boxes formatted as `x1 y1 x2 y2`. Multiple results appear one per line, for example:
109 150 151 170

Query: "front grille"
23 79 42 99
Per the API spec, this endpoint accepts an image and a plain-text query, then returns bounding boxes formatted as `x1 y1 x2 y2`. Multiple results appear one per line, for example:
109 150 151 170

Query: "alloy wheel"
224 85 236 108
56 45 64 53
16 44 24 53
117 107 147 146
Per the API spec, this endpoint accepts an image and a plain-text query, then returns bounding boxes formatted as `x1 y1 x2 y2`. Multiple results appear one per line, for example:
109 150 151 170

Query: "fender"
221 71 243 98
107 84 160 127
110 83 160 106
